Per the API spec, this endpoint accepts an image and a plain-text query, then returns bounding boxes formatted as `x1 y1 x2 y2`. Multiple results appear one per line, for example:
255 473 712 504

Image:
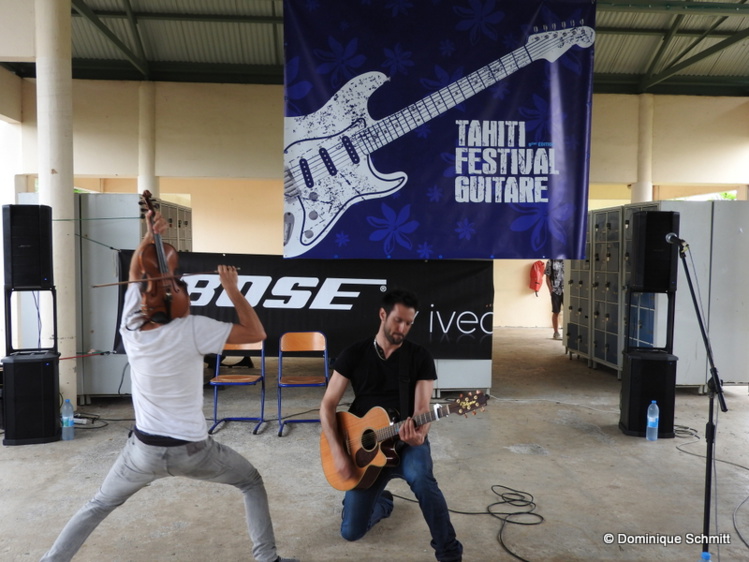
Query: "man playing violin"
41 209 297 562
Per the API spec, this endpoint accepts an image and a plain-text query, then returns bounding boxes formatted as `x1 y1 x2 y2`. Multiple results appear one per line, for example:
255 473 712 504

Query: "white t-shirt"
119 284 232 441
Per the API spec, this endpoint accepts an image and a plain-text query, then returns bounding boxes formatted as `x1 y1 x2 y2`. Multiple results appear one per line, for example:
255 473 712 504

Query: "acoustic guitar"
320 391 488 491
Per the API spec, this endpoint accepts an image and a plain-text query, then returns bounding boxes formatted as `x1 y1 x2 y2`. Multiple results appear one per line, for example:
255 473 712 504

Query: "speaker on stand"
619 350 677 437
2 205 54 290
2 352 60 445
629 210 679 293
2 204 60 445
620 211 679 438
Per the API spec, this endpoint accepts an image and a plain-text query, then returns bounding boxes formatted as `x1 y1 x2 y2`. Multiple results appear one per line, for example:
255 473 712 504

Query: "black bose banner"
117 253 493 360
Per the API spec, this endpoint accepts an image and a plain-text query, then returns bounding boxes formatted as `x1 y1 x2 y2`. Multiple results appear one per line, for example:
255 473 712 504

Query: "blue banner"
283 0 595 260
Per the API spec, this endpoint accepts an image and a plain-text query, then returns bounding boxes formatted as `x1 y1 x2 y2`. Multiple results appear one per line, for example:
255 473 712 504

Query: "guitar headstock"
527 21 595 63
449 390 489 417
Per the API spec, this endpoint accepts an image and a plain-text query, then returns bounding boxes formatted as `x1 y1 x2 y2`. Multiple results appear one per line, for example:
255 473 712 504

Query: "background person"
545 259 565 340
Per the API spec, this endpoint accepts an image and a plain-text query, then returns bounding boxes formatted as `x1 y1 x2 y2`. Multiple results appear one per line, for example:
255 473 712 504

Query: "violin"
138 191 190 323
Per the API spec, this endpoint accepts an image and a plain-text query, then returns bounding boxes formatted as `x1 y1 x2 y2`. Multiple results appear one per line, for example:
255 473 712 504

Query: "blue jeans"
340 439 463 562
40 434 278 562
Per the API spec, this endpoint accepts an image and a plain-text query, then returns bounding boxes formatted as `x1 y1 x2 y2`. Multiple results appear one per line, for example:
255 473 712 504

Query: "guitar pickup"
341 135 360 164
319 147 337 176
299 158 314 188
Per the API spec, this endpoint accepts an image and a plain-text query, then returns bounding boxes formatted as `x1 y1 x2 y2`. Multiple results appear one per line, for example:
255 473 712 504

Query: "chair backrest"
214 341 265 378
279 331 326 353
224 341 264 353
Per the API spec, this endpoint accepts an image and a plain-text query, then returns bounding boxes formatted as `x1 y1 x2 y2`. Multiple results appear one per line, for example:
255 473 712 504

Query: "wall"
4 78 749 329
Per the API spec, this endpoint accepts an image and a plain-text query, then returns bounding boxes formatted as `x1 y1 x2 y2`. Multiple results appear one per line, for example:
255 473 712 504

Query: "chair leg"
277 386 284 436
253 380 266 435
208 384 223 434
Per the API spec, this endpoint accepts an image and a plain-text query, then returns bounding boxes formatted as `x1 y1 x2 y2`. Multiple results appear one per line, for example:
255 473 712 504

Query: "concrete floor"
2 328 749 561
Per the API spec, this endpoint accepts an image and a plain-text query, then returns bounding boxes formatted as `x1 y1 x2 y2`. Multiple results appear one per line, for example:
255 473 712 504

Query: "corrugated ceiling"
2 0 748 96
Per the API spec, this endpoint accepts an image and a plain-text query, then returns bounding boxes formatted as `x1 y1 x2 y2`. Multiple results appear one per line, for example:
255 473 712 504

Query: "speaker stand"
676 240 727 561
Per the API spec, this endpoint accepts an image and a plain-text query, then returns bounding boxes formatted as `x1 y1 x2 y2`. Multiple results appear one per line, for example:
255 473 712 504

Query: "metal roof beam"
639 14 686 91
71 10 283 25
667 1 748 67
71 60 285 85
122 0 149 79
71 0 148 78
595 73 749 96
596 26 735 38
597 1 749 17
641 27 749 90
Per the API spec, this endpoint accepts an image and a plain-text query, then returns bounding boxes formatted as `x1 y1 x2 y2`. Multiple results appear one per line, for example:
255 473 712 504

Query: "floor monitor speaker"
630 211 679 292
2 205 54 289
619 350 676 438
2 352 60 445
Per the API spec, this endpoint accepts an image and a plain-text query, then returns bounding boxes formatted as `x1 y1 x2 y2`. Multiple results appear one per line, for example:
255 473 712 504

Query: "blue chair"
208 341 266 435
277 331 329 436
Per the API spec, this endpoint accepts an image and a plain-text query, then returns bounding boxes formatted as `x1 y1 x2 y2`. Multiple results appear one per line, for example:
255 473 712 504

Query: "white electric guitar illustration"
283 23 595 257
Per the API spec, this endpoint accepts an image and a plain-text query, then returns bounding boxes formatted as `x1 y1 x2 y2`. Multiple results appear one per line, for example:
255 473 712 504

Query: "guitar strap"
398 342 412 421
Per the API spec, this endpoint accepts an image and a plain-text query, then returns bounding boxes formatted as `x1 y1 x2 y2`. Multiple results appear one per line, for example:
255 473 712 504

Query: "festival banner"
282 0 595 260
116 252 493 360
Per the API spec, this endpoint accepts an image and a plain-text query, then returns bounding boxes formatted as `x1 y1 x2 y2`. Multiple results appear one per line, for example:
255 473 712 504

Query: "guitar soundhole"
361 428 377 452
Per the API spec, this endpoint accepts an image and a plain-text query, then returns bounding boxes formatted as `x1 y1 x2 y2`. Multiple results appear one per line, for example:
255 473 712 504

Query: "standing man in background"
545 259 565 340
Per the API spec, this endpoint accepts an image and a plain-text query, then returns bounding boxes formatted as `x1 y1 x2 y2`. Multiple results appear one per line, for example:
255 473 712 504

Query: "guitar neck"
375 404 450 443
358 46 532 154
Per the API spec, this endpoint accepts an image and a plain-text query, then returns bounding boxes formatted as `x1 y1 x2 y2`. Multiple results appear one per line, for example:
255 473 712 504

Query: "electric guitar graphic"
283 23 595 257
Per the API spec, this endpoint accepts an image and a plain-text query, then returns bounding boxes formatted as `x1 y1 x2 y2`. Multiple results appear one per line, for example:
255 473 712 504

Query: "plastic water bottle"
646 400 659 441
61 399 75 441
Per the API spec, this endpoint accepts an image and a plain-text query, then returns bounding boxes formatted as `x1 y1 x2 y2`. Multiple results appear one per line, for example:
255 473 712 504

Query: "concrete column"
630 93 654 204
138 81 158 196
35 0 77 401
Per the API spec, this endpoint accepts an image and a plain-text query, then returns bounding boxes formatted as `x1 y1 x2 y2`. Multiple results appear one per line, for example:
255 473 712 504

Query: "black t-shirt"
333 338 437 420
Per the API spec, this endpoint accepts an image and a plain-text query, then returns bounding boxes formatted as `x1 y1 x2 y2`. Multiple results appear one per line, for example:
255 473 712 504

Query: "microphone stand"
675 240 727 561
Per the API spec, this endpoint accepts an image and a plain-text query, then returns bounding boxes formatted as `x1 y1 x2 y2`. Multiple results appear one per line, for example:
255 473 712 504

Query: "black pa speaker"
619 350 676 438
630 211 679 292
2 204 54 290
2 352 60 445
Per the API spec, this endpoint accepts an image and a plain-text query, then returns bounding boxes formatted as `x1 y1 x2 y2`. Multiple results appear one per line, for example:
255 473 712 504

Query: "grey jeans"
40 433 278 562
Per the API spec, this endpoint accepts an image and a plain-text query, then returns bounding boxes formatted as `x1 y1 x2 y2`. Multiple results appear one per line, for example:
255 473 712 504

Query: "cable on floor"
393 483 543 561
